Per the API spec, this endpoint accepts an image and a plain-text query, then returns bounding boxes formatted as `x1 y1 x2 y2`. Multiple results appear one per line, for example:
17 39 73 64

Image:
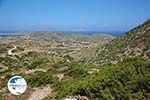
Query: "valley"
0 20 150 100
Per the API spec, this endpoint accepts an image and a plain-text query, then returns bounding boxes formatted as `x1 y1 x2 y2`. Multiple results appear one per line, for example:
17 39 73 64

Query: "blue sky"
0 0 150 32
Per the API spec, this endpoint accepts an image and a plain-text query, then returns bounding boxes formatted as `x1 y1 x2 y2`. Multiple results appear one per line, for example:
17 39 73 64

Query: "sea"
0 31 125 37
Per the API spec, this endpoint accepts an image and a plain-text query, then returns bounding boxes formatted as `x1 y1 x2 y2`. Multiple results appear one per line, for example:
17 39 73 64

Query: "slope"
87 19 150 66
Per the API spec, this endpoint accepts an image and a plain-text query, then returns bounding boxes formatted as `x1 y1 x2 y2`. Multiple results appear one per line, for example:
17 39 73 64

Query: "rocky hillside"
80 20 150 66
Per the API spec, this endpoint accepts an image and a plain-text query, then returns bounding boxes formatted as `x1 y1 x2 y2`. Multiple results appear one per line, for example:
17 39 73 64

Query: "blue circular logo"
7 76 27 95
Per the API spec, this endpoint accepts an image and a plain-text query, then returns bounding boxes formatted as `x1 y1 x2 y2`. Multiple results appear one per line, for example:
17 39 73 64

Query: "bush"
66 67 88 78
26 71 58 88
1 56 17 67
54 58 150 99
0 47 7 53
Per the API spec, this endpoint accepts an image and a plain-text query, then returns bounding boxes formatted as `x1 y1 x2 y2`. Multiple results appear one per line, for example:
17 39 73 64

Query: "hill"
77 20 150 66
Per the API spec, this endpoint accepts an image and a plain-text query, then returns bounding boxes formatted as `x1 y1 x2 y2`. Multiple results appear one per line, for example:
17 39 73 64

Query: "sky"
0 0 150 32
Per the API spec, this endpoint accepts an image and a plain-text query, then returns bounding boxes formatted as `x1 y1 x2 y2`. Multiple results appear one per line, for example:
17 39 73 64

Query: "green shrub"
0 47 7 53
54 58 150 100
66 67 88 78
26 71 58 88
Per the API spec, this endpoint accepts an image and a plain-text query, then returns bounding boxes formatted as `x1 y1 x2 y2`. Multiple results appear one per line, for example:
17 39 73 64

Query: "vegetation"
0 20 149 99
85 20 150 66
25 71 58 88
65 64 89 78
0 45 13 53
0 56 17 67
0 47 7 53
54 58 150 100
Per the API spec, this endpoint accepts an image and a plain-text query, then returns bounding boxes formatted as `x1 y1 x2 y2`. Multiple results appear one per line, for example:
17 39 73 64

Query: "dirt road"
26 85 52 100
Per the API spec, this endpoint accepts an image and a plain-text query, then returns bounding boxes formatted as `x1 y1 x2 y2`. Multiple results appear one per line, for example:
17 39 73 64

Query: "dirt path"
13 49 40 55
26 85 52 100
8 45 17 55
8 45 41 56
25 69 46 74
